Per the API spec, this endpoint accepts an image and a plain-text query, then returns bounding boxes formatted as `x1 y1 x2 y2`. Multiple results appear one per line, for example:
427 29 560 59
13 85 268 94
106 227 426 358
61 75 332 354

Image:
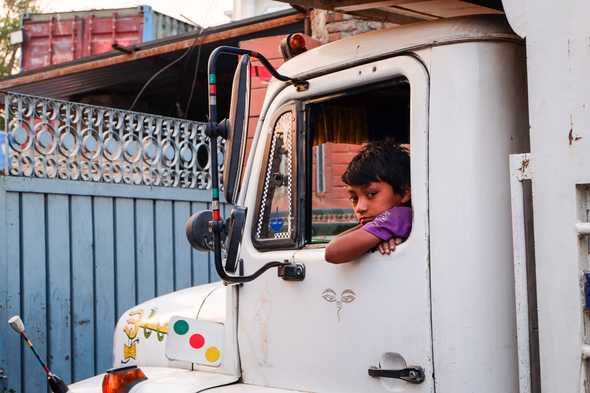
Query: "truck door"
237 55 432 393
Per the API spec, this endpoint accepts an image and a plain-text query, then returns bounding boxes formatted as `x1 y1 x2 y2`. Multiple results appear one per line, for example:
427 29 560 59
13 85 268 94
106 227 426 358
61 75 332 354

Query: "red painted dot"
189 333 205 349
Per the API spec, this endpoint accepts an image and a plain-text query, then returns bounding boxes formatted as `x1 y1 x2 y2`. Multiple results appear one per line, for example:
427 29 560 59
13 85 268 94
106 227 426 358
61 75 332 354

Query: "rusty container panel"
21 6 195 71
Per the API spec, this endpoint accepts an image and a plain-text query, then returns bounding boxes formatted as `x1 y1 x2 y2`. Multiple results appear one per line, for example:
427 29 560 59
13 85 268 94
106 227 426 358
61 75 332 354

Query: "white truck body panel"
238 54 433 393
428 40 529 391
499 1 590 392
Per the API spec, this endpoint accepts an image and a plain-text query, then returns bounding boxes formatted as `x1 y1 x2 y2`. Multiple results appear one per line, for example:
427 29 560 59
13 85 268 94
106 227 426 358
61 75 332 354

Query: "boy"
325 140 411 264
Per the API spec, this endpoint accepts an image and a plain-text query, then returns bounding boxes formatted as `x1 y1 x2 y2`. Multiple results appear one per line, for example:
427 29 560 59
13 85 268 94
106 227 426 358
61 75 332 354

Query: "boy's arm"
325 226 381 264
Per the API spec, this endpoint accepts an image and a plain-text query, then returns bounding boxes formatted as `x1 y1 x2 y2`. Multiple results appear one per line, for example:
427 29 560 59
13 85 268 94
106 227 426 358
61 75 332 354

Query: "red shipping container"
20 6 195 71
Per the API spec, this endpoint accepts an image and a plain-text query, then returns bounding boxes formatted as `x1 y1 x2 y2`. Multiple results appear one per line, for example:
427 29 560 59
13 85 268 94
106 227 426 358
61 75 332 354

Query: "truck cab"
70 14 529 393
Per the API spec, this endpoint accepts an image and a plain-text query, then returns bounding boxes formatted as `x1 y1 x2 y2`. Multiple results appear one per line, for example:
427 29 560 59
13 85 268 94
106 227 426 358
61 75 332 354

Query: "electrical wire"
128 27 208 112
183 26 205 119
195 379 241 392
195 284 222 320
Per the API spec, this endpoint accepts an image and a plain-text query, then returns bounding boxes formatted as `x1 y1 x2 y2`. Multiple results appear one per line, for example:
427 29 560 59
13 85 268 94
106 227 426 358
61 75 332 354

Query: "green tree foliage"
0 0 39 76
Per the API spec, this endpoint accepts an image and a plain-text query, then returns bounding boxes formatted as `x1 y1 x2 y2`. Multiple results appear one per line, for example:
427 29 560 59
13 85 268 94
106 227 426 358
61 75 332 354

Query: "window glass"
311 142 361 243
307 79 410 244
255 111 296 243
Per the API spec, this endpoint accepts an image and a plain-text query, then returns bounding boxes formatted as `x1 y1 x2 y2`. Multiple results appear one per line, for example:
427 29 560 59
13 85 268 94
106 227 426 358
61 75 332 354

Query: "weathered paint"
0 176 222 391
509 153 534 393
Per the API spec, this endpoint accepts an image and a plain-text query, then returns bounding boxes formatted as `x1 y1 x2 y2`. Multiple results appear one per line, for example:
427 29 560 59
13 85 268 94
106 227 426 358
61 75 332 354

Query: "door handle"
368 365 425 384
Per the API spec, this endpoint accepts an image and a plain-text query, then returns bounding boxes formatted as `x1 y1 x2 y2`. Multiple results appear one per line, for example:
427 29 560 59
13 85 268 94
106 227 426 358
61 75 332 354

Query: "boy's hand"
378 238 402 255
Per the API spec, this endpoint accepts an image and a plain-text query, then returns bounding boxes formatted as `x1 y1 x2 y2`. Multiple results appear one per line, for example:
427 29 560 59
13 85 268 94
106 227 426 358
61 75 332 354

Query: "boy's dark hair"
342 139 410 195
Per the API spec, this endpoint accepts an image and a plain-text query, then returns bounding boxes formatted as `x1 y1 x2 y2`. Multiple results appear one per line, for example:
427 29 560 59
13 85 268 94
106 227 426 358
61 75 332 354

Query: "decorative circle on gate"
142 136 161 165
179 141 195 168
58 125 80 158
195 143 209 171
103 132 122 162
123 133 142 164
80 129 102 160
8 120 33 152
34 123 57 155
161 139 178 167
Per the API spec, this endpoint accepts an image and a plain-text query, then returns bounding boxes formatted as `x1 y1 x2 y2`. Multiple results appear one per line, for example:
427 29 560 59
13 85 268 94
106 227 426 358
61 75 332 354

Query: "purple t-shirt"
362 206 412 240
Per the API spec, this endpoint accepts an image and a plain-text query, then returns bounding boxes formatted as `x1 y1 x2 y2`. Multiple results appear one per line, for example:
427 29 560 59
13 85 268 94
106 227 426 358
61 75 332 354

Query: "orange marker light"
102 365 147 393
280 33 307 60
289 33 306 51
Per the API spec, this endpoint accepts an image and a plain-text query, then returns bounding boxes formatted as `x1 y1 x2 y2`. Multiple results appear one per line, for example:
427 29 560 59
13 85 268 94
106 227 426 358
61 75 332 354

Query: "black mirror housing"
185 207 246 274
186 210 217 252
224 207 247 273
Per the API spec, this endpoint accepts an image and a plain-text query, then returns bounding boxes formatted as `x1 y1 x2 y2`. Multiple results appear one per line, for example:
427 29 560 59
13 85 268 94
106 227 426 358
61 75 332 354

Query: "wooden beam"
399 1 502 18
378 6 439 21
336 0 421 12
346 8 431 24
280 0 405 10
0 13 304 90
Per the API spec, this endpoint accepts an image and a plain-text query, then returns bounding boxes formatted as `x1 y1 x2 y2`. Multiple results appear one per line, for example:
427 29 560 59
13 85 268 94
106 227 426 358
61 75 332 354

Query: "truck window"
307 78 410 244
253 107 298 249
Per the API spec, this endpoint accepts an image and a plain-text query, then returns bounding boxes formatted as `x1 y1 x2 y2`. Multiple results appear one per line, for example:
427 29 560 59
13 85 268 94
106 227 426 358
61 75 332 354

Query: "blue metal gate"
0 93 224 392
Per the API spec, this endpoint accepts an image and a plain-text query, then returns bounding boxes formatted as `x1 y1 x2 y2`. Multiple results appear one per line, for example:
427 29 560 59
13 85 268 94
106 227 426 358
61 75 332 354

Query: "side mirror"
223 55 251 205
185 207 246 273
224 207 246 273
202 45 307 284
185 210 217 252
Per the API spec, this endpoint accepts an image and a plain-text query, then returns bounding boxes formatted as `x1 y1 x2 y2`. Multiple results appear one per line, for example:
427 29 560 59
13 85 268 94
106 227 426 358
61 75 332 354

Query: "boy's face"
346 181 410 224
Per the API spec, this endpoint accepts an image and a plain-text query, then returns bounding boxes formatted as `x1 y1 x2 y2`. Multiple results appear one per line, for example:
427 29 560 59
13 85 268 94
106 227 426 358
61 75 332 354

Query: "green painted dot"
173 320 189 335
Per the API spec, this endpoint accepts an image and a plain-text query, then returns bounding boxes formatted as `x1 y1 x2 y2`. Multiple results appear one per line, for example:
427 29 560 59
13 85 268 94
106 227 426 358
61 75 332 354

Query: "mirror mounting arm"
205 45 309 284
209 226 290 283
208 46 309 100
205 119 229 140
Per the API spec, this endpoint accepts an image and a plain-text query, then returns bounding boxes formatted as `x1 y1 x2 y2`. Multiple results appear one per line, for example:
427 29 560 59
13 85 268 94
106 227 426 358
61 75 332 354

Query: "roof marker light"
281 33 307 60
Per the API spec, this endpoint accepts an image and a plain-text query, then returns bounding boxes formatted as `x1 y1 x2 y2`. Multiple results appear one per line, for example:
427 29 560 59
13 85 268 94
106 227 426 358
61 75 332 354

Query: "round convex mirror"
185 210 215 252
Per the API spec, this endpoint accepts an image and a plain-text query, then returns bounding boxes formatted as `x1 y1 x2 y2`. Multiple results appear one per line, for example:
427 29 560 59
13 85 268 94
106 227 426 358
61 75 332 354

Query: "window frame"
302 77 411 246
251 103 302 251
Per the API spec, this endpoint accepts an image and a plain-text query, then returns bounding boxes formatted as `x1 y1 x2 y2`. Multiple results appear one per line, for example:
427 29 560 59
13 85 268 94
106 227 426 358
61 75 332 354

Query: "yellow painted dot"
205 346 220 363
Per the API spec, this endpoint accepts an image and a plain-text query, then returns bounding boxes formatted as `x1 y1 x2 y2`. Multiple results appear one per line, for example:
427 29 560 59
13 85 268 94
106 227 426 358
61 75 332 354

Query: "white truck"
67 1 590 392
